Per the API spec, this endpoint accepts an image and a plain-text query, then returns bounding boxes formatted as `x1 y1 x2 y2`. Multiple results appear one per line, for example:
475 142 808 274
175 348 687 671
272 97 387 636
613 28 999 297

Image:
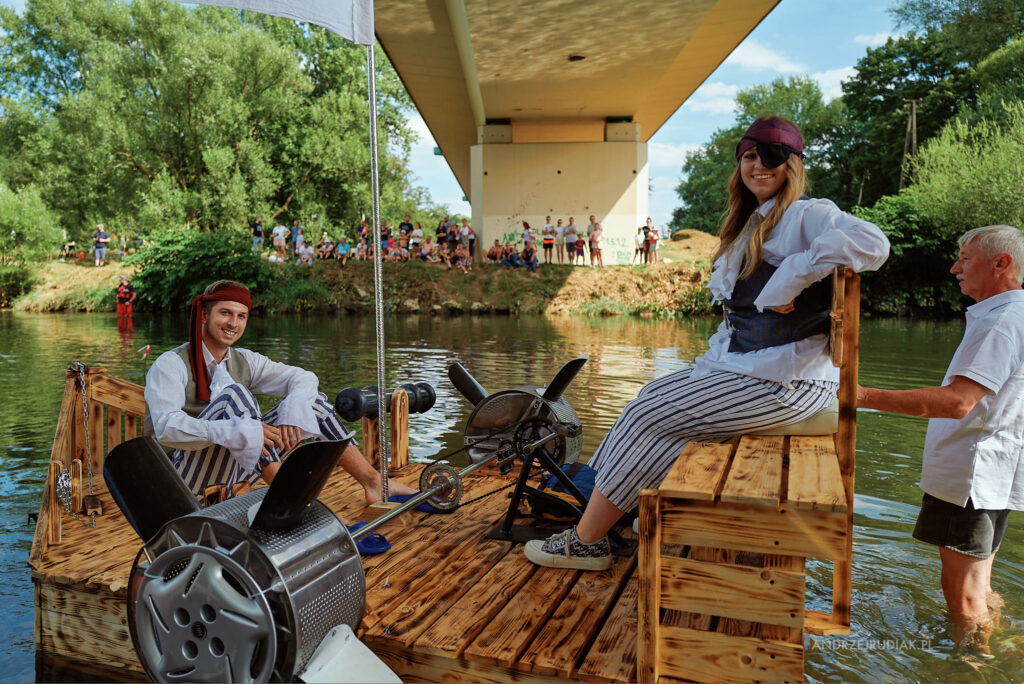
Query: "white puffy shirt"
920 290 1024 510
144 343 324 471
693 197 890 385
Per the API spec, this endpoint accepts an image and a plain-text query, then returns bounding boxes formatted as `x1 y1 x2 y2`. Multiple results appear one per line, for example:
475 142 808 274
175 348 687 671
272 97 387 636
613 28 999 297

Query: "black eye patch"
736 137 803 169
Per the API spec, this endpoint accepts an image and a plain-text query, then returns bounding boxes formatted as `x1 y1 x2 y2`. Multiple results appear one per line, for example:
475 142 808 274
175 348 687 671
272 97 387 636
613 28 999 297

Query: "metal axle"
349 428 566 542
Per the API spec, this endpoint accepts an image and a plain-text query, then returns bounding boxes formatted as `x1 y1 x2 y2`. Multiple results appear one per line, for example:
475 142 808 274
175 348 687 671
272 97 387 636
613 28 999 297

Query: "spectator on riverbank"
521 241 538 272
649 224 661 264
565 221 578 265
296 241 314 267
380 220 391 257
250 217 264 256
542 221 555 264
410 222 423 255
522 221 535 246
592 223 605 268
316 235 335 260
419 236 441 263
355 238 368 261
272 219 289 259
93 224 110 267
399 215 413 244
573 232 585 265
586 216 597 267
357 219 370 243
632 227 644 265
486 239 502 262
554 217 566 265
500 242 519 268
453 242 472 273
335 237 352 265
293 220 305 255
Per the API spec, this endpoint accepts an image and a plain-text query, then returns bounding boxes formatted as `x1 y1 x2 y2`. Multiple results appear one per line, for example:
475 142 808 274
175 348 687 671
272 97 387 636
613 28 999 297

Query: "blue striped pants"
171 384 353 502
589 368 837 511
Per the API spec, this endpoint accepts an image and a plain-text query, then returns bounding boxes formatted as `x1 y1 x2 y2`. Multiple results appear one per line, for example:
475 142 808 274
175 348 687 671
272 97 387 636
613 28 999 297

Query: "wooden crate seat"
638 268 859 683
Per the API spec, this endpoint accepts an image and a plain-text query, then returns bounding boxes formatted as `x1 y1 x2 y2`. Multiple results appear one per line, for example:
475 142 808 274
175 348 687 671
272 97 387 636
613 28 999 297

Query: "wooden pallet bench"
637 268 859 683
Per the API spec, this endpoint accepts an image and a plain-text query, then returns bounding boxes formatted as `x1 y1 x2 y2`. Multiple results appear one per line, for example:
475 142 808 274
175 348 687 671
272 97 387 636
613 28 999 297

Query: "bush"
0 263 36 306
854 192 963 314
125 227 273 309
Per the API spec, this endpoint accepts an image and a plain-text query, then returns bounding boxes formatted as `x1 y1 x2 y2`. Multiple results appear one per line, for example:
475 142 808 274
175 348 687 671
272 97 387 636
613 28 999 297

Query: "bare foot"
363 476 417 505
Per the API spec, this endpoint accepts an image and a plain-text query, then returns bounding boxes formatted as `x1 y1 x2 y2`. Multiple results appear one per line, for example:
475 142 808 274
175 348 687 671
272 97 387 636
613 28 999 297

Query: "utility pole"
899 98 920 191
857 169 871 206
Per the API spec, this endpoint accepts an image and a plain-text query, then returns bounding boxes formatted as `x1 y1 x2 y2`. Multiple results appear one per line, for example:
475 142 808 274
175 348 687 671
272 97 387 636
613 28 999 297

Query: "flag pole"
366 41 389 502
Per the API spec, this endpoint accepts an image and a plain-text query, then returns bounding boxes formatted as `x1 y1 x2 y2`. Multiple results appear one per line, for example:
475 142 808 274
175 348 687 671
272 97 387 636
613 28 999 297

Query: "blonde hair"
713 119 808 279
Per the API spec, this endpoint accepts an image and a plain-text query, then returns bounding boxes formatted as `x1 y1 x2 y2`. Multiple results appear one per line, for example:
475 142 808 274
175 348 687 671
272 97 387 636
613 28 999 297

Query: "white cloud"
811 66 856 102
648 142 701 172
685 81 738 115
854 32 894 46
724 39 805 74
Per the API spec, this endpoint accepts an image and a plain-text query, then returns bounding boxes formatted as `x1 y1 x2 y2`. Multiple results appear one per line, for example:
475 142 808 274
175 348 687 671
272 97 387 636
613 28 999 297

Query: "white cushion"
750 397 839 436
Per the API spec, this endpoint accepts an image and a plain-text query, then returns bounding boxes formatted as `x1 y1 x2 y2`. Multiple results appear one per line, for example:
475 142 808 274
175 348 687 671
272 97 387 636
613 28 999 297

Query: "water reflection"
1 311 1021 683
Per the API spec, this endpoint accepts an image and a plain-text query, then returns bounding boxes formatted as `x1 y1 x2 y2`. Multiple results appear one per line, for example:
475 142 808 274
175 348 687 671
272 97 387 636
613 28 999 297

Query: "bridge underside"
376 0 778 259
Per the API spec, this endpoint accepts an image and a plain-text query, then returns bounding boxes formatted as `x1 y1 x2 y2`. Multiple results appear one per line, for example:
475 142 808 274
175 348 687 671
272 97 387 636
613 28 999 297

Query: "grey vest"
143 342 253 438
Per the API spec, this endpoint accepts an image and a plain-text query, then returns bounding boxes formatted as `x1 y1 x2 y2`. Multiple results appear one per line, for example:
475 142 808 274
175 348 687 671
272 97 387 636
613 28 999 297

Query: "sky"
0 0 901 226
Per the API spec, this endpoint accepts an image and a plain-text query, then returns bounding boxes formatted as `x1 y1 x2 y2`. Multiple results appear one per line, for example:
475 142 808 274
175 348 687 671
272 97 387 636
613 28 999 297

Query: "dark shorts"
913 493 1010 559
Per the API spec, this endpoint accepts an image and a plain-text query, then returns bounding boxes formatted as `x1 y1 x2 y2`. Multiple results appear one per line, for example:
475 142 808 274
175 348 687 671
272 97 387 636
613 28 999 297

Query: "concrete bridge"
376 0 778 262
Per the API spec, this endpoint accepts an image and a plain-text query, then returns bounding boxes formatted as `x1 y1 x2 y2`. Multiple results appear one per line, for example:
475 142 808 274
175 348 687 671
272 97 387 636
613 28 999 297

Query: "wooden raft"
637 268 860 683
30 369 641 683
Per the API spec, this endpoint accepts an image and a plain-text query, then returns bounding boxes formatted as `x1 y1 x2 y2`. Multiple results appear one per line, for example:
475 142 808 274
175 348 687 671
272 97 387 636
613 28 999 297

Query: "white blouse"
144 343 325 472
694 197 890 385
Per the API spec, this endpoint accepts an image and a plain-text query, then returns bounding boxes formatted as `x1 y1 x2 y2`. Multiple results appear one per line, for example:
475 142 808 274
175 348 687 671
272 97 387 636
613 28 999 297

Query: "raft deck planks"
33 461 639 683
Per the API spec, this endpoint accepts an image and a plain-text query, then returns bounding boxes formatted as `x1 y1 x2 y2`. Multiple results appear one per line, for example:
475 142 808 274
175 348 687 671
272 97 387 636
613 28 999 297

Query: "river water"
1 311 1022 682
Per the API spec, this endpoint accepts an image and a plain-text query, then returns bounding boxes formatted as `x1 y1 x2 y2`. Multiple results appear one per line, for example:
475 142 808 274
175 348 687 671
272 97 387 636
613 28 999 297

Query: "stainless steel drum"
126 487 365 684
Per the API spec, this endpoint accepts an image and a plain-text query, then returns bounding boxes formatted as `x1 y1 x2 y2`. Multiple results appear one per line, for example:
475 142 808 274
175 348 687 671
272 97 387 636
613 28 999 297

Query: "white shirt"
523 227 534 243
410 227 423 243
145 344 324 471
547 223 561 238
693 197 889 385
920 290 1024 510
272 225 288 240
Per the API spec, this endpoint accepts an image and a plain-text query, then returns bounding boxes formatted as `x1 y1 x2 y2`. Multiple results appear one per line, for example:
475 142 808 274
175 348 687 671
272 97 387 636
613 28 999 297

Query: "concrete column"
470 123 648 265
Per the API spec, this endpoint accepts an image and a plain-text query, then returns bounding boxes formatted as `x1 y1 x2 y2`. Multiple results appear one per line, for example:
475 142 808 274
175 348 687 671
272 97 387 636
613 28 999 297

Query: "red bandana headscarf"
189 284 252 401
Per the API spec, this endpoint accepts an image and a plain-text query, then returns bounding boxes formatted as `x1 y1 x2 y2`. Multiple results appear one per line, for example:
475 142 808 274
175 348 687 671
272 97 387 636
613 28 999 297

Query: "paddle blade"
542 356 588 401
250 440 344 531
104 436 199 542
448 362 488 406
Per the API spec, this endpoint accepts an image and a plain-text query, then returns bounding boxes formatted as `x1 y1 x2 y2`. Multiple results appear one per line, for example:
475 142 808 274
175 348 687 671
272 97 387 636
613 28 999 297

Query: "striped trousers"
589 367 837 512
171 384 353 502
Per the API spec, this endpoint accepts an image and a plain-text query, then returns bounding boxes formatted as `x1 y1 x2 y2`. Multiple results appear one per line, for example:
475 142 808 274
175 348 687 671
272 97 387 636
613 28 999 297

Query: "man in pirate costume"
143 280 415 505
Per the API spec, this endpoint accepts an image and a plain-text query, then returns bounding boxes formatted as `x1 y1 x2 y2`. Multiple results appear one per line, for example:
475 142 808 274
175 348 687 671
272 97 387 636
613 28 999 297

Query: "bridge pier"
470 122 648 265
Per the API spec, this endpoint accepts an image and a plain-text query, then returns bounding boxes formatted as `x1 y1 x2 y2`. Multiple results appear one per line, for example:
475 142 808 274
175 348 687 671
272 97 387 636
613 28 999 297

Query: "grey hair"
959 225 1024 282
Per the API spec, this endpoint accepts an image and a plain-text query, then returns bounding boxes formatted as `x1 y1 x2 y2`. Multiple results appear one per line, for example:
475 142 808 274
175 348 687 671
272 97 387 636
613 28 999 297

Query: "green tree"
0 181 61 264
0 0 421 244
671 76 841 234
890 0 1024 63
831 31 975 208
910 100 1024 238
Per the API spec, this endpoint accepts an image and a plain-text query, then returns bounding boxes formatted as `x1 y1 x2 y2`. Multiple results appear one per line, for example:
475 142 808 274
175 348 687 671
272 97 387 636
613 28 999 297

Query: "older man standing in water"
859 225 1024 645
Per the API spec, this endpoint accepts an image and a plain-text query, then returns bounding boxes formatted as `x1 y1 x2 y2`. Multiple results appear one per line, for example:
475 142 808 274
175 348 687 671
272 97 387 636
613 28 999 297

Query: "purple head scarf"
735 119 804 160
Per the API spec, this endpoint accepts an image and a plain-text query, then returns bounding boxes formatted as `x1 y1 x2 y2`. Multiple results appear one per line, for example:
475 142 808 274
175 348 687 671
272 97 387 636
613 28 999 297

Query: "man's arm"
857 375 990 419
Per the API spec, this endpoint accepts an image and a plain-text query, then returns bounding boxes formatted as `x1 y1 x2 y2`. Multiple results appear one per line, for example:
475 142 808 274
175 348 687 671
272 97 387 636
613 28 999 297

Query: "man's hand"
262 423 302 456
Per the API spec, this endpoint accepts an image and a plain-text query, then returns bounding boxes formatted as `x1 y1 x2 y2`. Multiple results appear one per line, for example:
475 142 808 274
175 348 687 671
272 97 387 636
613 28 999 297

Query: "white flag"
170 0 374 45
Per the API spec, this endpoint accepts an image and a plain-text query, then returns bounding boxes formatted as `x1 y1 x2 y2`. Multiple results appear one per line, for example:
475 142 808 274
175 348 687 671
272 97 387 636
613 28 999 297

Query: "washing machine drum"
127 487 365 683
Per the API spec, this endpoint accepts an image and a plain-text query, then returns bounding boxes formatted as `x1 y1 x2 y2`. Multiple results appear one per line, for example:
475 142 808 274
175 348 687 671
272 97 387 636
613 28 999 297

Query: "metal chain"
62 362 96 527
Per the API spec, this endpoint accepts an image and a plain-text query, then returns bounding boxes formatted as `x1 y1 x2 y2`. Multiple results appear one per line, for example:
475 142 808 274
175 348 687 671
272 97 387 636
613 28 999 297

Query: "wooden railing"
29 366 145 569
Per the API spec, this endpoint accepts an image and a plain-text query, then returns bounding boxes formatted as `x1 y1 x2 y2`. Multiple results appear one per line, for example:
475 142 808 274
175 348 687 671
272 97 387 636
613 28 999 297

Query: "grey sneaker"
524 527 612 570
